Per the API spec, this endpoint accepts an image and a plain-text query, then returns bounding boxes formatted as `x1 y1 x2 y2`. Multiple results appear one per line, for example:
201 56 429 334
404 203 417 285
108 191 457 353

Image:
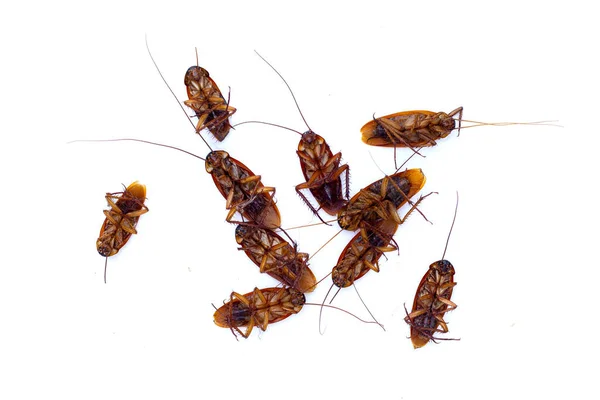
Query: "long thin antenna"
352 283 385 331
254 50 312 132
145 35 213 152
442 192 459 260
68 138 205 161
233 120 303 136
104 257 108 284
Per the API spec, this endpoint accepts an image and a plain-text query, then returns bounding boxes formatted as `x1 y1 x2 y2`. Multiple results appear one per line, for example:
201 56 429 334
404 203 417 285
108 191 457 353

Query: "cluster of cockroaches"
89 42 557 347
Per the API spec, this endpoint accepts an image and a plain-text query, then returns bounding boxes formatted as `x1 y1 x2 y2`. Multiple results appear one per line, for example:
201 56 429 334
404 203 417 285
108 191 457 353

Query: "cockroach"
235 225 316 293
183 52 236 141
206 150 281 229
214 286 384 339
361 107 464 150
213 286 306 339
404 194 460 348
96 181 148 283
337 168 426 235
331 218 399 289
235 52 349 224
361 107 559 154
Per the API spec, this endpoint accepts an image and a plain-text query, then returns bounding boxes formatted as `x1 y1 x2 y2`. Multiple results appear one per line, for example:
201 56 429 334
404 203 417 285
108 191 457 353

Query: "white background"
1 1 598 399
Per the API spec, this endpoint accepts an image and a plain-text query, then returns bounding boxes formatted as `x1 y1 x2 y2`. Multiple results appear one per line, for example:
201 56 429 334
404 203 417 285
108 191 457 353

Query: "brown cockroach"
337 168 426 235
213 287 306 339
183 52 236 141
331 219 399 289
361 107 559 154
235 225 316 293
361 107 464 150
404 194 460 348
96 181 148 283
235 52 349 224
206 150 281 229
214 286 384 339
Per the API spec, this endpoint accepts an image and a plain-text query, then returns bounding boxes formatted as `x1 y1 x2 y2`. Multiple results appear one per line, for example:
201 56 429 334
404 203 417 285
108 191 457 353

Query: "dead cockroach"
361 107 559 154
213 286 306 339
361 107 464 150
404 193 460 348
96 181 148 283
235 52 349 224
214 286 383 339
183 50 236 141
331 218 399 289
206 150 281 229
235 225 316 293
337 168 426 235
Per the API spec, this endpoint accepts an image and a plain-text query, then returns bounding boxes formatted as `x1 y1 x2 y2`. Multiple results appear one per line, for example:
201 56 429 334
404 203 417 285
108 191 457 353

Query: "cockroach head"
441 115 456 131
289 289 306 307
431 259 455 275
301 130 318 144
97 244 112 257
184 66 210 84
205 150 228 172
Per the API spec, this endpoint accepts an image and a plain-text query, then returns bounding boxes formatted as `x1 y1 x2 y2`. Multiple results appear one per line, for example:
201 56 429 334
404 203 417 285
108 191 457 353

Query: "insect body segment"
235 225 316 293
205 150 280 229
96 181 148 283
213 287 305 339
361 107 463 149
184 65 236 141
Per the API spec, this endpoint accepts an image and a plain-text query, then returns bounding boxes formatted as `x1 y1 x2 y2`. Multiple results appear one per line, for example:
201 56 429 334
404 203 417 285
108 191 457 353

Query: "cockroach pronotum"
235 52 349 224
213 286 306 339
96 181 148 283
183 53 236 141
404 193 460 348
235 225 316 293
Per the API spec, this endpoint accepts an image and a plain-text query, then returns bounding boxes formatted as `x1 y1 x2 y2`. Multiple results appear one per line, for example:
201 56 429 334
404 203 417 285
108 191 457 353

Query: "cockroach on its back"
295 130 349 218
404 193 460 348
337 168 426 233
214 285 384 339
361 107 463 149
96 181 148 283
183 59 236 141
235 225 316 293
213 287 306 339
234 52 349 224
361 107 559 158
331 218 399 288
205 150 281 229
